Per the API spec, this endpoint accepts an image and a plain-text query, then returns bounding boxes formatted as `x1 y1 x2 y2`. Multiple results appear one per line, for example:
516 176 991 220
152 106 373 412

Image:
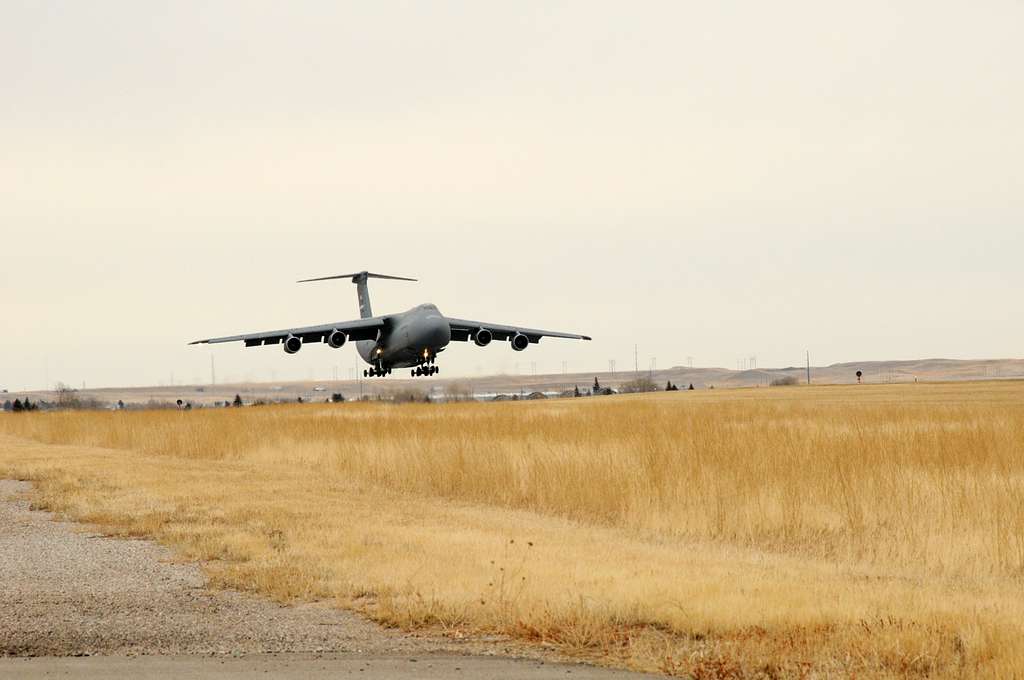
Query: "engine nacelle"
283 334 302 354
510 332 530 352
327 329 347 349
473 328 492 347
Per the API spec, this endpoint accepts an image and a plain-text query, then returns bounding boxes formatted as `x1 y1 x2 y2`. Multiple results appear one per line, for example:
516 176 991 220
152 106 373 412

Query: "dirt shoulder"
0 480 653 678
0 653 647 679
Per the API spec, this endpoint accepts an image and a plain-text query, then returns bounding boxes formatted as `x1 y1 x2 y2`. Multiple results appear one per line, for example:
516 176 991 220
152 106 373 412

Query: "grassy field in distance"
6 357 1024 408
2 382 1023 677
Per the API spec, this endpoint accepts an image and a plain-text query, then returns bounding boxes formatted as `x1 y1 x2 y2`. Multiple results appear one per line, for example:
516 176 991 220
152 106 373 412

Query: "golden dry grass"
2 381 1023 677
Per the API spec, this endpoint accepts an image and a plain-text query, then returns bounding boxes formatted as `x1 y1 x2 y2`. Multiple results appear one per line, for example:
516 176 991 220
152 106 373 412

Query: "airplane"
189 271 591 378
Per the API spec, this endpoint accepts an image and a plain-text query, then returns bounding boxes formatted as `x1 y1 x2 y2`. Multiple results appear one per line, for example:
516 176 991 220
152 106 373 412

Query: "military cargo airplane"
189 272 591 377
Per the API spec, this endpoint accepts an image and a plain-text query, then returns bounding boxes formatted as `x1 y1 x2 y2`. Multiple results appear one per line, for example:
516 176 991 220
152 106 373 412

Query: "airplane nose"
423 315 451 347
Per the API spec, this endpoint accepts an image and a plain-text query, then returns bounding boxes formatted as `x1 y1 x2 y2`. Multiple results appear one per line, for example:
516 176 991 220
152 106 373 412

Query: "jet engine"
473 328 493 347
283 334 302 354
510 332 530 352
327 329 347 349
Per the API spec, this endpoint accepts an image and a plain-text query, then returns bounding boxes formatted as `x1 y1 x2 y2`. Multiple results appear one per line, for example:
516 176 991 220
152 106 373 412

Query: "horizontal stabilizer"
297 271 417 284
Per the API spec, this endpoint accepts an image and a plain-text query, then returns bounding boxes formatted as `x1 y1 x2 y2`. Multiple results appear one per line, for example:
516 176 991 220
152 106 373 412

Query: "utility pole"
210 355 216 386
686 356 693 368
806 350 811 385
634 344 639 375
608 359 616 373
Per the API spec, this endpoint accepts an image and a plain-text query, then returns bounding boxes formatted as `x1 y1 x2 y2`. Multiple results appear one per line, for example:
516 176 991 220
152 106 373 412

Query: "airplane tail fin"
297 271 417 319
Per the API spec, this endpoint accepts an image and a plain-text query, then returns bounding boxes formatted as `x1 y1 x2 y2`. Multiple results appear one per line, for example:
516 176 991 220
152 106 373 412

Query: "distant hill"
658 358 1024 388
5 358 1022 408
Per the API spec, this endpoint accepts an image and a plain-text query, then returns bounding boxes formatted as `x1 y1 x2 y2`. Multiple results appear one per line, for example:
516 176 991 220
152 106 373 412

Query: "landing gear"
364 366 392 378
412 365 439 377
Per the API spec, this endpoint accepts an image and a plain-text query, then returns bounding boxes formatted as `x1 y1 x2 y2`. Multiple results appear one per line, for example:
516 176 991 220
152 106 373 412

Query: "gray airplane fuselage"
357 303 451 369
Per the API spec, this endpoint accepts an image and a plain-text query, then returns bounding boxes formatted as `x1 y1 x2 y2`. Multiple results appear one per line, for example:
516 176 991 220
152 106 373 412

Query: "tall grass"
6 384 1023 578
2 381 1024 676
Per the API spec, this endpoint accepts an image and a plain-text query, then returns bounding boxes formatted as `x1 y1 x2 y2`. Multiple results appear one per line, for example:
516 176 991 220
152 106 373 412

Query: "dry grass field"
2 382 1023 677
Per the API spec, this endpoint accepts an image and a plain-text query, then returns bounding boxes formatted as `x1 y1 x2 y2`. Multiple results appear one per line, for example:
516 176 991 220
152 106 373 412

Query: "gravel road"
0 654 640 679
0 480 655 679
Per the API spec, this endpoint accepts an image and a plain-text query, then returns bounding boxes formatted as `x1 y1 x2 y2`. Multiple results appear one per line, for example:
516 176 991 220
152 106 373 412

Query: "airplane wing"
446 317 591 343
189 316 386 347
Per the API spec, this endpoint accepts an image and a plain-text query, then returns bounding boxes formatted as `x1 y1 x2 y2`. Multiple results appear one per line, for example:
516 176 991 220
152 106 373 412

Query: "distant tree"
11 399 21 412
297 396 303 404
233 394 243 407
117 399 125 410
23 398 36 411
55 382 80 409
620 376 657 393
184 402 192 410
688 383 695 390
2 400 11 412
389 388 429 404
771 375 799 387
593 377 601 392
176 399 184 409
573 385 580 398
331 393 345 403
443 382 473 402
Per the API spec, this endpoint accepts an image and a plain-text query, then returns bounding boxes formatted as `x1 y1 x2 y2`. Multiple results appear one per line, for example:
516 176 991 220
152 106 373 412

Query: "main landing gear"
364 366 392 377
412 365 439 377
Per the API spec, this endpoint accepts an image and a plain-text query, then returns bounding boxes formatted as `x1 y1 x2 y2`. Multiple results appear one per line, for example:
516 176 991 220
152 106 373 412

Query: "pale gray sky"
3 1 1022 390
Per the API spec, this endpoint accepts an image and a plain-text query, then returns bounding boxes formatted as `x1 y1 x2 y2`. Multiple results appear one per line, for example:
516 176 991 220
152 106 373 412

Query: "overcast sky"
3 1 1022 390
